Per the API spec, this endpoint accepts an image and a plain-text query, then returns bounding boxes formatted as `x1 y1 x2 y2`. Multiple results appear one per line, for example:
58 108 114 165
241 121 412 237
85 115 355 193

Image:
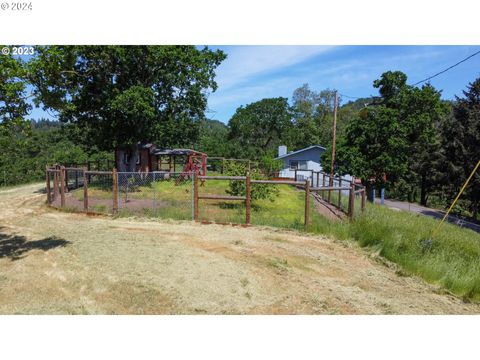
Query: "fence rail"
45 166 366 230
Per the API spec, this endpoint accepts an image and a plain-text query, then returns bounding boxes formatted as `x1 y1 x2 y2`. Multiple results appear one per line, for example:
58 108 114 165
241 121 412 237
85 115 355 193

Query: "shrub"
223 161 279 201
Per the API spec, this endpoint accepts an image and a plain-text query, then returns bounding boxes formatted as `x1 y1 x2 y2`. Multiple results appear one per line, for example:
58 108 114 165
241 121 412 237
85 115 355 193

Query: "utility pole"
328 91 338 202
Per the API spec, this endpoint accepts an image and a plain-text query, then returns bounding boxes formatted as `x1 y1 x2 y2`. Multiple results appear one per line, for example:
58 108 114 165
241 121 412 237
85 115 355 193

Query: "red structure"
115 143 208 180
153 148 207 184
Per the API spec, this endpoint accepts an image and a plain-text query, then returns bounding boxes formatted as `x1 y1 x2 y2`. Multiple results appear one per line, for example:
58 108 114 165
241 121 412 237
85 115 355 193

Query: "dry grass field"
0 183 479 314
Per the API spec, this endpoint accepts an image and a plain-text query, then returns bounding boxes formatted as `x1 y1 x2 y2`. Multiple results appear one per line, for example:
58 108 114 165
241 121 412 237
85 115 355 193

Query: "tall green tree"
227 97 294 160
335 106 409 186
334 71 448 205
290 84 336 148
27 46 226 167
0 51 31 134
1 52 33 184
196 118 230 157
442 78 480 218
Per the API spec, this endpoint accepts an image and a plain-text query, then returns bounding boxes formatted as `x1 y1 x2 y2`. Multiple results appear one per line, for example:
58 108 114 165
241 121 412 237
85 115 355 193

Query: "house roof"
275 145 326 160
153 148 206 156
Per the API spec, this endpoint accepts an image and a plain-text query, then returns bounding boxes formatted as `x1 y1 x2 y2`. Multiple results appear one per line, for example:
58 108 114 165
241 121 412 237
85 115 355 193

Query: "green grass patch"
340 206 480 302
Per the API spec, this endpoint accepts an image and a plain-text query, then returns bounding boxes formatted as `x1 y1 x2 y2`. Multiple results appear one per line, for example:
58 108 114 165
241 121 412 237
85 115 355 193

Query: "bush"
258 155 283 177
223 160 279 201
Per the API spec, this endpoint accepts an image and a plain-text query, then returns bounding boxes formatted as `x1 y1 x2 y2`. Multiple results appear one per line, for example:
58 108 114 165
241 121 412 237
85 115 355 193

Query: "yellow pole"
431 159 480 239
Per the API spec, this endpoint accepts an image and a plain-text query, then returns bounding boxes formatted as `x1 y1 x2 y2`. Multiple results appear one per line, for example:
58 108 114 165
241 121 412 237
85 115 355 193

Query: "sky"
29 45 480 124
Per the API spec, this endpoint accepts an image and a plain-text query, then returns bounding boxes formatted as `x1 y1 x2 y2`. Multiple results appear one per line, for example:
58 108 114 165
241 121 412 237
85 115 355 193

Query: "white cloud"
214 46 336 90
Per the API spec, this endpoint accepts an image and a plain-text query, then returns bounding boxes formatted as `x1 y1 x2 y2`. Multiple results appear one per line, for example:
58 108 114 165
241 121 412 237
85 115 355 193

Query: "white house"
275 145 326 179
275 145 353 190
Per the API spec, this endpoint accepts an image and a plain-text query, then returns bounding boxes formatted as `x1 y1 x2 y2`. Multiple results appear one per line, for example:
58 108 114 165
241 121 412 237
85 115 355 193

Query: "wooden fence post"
53 166 59 200
245 173 251 225
45 166 51 204
304 179 310 231
361 188 366 212
294 169 298 182
316 172 320 188
112 168 118 214
83 167 88 212
59 166 66 208
338 177 342 208
322 173 326 199
87 161 91 183
327 175 332 203
348 182 355 220
64 168 68 192
193 172 199 221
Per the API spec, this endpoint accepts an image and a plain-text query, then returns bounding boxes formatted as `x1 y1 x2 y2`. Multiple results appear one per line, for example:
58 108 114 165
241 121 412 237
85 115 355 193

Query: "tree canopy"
334 71 449 205
442 78 480 217
28 45 226 150
0 53 31 136
227 97 294 160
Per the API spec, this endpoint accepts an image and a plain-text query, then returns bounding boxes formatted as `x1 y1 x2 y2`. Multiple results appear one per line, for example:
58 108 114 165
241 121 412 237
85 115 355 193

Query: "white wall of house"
277 146 325 179
276 145 353 193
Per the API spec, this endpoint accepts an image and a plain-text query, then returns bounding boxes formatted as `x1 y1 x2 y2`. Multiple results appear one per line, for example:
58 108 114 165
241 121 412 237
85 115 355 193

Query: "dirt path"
0 183 478 314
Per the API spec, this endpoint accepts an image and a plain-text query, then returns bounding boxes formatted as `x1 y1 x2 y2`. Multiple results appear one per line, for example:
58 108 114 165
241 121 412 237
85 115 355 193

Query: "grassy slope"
310 205 480 302
73 178 480 302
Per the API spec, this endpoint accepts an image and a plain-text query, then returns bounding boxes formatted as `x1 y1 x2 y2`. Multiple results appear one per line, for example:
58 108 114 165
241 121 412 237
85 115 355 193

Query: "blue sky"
29 45 480 123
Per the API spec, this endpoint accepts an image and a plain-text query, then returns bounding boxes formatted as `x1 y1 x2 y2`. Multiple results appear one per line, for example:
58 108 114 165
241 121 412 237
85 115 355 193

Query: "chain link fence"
117 172 193 220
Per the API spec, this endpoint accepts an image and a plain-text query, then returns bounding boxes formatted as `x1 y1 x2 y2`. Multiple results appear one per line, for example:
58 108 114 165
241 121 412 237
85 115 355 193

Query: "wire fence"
45 165 366 230
117 172 193 219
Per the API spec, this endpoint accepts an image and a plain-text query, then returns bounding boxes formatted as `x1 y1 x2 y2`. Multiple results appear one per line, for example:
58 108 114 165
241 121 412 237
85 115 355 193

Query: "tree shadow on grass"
0 230 70 261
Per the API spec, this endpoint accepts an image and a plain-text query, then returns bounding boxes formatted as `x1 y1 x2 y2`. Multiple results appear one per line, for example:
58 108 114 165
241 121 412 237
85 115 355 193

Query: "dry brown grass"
0 183 479 314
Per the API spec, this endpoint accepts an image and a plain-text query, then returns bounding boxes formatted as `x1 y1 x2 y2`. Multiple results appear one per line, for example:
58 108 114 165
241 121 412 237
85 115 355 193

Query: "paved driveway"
382 199 480 233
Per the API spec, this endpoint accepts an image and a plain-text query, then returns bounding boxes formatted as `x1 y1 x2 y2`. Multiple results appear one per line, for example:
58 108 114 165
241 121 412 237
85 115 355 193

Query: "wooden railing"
195 174 366 229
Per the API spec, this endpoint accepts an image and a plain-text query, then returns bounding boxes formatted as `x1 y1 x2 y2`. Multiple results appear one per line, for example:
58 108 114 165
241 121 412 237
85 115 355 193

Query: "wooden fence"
294 169 366 218
46 166 366 228
195 174 366 230
46 165 117 214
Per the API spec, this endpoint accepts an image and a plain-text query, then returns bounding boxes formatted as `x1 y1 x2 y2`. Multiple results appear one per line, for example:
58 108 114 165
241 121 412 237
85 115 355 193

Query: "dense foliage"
334 71 450 205
227 97 294 160
224 161 279 201
0 120 111 185
27 45 226 169
441 79 480 218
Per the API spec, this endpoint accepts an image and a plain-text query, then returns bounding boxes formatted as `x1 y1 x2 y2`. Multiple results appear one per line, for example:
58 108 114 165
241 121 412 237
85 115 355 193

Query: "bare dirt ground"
1 183 479 314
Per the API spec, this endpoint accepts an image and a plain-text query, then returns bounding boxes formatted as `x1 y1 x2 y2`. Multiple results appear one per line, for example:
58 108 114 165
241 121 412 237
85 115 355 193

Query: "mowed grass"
68 178 480 302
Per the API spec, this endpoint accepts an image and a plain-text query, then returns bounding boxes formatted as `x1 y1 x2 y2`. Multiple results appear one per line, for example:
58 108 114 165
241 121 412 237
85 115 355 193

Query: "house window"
289 160 308 170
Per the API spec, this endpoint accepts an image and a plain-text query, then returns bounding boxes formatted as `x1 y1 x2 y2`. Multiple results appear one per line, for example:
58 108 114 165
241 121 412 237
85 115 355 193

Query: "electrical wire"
339 49 480 99
412 49 480 86
338 93 362 100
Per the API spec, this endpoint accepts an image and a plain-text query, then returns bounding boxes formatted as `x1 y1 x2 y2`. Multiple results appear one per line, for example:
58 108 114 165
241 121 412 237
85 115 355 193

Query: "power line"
339 49 480 99
412 49 480 86
338 93 362 100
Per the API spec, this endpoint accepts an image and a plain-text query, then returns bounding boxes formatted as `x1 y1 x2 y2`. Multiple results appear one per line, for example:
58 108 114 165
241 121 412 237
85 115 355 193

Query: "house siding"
276 146 353 192
278 147 325 178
